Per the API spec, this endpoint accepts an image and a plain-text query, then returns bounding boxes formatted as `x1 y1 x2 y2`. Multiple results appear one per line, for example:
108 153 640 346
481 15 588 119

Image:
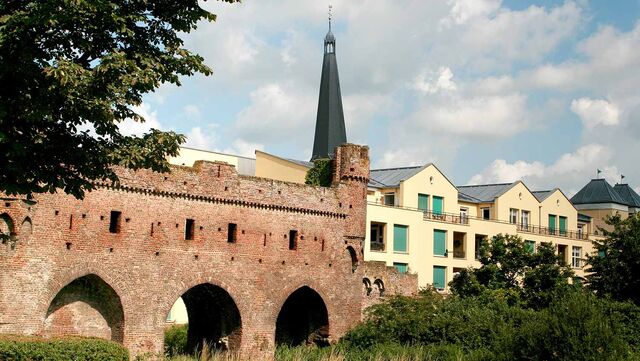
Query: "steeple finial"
328 4 332 31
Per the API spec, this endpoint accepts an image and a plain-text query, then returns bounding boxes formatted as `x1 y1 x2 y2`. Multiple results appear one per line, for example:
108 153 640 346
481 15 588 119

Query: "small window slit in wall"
82 214 86 219
65 242 72 250
69 215 73 230
109 211 121 233
185 219 195 240
55 210 59 216
227 223 237 243
289 230 298 250
150 223 154 236
321 239 325 252
263 234 267 246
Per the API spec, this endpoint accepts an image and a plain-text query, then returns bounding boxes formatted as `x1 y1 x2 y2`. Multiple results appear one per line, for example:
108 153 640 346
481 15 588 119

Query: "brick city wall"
0 144 417 358
361 261 419 316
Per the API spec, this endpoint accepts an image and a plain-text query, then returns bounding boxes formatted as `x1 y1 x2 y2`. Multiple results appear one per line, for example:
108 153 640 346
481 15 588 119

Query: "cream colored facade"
169 147 256 176
254 150 310 183
365 165 596 290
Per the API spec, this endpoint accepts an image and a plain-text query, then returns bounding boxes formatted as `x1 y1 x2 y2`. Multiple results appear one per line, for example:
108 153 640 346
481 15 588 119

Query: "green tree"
450 234 573 308
587 213 640 305
0 0 235 199
305 158 333 187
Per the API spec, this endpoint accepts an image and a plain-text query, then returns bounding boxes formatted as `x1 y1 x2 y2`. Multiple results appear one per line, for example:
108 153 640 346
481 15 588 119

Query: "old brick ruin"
0 144 416 357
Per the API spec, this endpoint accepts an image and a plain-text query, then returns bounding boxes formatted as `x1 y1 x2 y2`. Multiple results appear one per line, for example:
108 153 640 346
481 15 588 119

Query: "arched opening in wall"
0 213 15 244
44 274 124 343
19 217 32 245
373 279 385 296
346 246 358 273
363 278 372 296
275 286 329 347
166 284 242 355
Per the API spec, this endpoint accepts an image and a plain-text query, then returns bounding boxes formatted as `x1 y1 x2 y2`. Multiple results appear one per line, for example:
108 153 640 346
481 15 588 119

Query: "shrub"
164 324 188 357
305 159 333 187
0 335 128 361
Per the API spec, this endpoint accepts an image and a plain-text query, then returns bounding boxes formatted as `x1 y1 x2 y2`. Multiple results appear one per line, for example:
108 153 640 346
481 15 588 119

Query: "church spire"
311 5 347 161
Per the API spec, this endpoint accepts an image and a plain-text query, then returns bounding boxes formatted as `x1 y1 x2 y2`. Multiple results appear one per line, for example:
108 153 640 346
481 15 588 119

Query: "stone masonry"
0 144 417 358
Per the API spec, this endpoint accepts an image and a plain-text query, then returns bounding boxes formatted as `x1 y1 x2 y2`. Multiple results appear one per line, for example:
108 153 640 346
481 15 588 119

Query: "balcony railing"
516 224 588 240
422 210 470 225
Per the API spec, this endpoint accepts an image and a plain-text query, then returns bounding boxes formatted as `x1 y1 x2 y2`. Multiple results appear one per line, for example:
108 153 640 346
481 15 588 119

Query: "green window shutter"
549 215 557 235
393 262 408 273
433 196 443 215
525 240 535 253
393 225 408 253
559 216 567 236
418 194 429 211
433 230 446 256
433 266 446 289
598 250 605 258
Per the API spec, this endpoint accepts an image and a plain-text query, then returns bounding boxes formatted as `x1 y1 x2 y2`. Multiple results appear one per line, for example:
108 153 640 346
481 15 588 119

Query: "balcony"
422 210 469 225
517 224 589 240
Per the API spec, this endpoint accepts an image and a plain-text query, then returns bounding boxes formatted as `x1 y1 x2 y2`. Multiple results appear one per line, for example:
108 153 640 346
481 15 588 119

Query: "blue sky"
128 0 640 196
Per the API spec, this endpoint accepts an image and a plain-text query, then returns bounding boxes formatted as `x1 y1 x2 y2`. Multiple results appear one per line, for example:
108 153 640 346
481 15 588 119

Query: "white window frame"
509 208 519 224
521 210 530 229
481 208 490 220
572 246 582 268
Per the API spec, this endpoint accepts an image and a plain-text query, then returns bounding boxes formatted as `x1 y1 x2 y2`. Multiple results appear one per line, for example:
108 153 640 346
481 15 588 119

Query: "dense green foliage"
587 213 640 305
341 288 639 360
165 324 189 357
305 158 333 187
0 335 128 360
0 0 235 198
450 233 573 308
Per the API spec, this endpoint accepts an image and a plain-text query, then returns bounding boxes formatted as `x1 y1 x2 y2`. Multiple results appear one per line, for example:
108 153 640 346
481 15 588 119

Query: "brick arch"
274 284 330 346
44 273 125 343
0 212 15 236
158 275 245 353
41 264 131 331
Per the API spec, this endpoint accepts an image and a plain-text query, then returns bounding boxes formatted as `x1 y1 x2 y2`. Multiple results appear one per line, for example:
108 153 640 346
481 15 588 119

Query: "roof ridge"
457 182 514 188
371 165 426 172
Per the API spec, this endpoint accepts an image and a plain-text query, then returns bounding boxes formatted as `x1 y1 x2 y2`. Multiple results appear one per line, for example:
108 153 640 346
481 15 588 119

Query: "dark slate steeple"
311 10 347 161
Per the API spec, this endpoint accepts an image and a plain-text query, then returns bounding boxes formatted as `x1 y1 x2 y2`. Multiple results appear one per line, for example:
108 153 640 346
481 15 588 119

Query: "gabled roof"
571 179 627 205
613 184 640 208
369 165 426 188
456 182 518 203
532 190 554 202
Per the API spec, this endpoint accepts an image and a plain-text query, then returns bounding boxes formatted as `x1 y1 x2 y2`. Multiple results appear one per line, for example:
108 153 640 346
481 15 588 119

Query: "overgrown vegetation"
0 335 128 361
165 324 189 357
305 159 333 187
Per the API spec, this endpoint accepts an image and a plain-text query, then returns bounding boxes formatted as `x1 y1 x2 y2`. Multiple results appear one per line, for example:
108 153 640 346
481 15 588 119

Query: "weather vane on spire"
328 4 332 30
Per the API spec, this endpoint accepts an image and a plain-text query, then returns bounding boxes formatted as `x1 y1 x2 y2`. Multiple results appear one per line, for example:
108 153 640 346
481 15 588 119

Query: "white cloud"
440 0 501 27
570 98 620 128
468 144 615 193
119 103 163 137
415 94 528 137
184 127 216 150
414 67 457 94
223 139 264 158
224 31 260 65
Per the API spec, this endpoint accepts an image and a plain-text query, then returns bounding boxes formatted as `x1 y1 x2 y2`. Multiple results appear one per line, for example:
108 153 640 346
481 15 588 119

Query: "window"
418 194 429 212
559 216 567 236
185 219 195 240
433 229 447 256
370 222 386 251
558 244 568 264
577 225 584 239
109 211 121 233
475 234 487 260
481 208 490 220
393 225 408 253
289 230 298 250
227 223 237 243
433 266 446 290
432 196 444 215
525 240 535 253
384 193 395 206
460 207 468 223
393 262 408 274
521 211 530 230
453 232 466 259
572 246 582 268
548 215 557 235
509 208 518 224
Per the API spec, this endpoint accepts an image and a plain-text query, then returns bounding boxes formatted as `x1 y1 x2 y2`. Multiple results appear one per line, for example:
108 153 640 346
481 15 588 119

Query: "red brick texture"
0 144 389 358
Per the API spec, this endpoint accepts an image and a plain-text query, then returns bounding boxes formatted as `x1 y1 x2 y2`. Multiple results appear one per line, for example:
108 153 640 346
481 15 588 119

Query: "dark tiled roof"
613 184 640 208
458 192 482 203
456 182 516 203
570 179 627 205
369 166 426 188
532 190 554 202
